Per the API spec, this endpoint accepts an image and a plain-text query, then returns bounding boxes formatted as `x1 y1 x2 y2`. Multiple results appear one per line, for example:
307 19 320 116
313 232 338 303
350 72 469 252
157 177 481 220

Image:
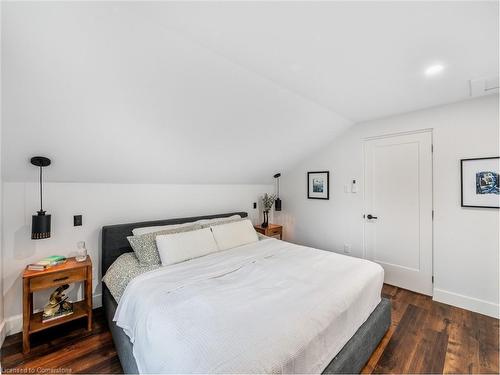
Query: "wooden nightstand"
22 257 93 353
254 223 283 240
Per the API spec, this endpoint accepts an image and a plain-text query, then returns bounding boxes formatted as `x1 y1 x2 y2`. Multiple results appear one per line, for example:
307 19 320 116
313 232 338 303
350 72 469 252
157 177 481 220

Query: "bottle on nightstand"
76 241 88 262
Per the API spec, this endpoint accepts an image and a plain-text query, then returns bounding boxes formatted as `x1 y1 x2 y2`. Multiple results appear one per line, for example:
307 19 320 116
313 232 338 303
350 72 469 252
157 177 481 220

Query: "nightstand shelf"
22 257 92 353
29 300 89 334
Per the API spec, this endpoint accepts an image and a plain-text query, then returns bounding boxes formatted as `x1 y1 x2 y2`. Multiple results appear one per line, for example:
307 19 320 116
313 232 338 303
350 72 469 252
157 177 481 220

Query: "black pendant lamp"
31 156 51 240
274 173 282 211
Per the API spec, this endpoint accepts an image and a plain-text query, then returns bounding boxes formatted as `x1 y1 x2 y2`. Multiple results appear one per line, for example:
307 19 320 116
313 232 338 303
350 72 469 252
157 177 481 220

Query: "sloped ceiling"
150 1 499 122
2 1 498 184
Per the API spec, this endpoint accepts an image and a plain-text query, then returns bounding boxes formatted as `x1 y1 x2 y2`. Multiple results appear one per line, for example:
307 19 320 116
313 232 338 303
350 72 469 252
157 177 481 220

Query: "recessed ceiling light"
425 64 445 76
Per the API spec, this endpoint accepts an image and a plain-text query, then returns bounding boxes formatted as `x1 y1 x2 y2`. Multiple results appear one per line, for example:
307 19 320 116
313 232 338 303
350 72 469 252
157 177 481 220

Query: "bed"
101 212 390 374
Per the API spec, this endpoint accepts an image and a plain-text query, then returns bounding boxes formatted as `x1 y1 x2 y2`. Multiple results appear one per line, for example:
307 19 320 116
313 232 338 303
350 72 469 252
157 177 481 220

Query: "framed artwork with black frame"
460 157 499 209
307 171 329 200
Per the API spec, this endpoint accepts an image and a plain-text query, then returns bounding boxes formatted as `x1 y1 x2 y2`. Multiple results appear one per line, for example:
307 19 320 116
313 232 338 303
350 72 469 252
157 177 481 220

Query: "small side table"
22 256 93 353
254 223 283 240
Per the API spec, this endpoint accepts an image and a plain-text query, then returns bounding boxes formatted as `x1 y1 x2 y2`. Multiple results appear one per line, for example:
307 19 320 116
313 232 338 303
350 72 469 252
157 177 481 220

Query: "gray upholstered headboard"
101 212 248 276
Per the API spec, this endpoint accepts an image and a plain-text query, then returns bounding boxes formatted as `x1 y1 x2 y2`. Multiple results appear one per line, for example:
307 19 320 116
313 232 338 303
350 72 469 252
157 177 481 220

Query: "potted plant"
261 193 276 228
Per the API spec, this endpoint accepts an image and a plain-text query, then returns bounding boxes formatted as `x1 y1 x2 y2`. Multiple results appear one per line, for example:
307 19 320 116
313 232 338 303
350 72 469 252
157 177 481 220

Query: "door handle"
367 214 378 220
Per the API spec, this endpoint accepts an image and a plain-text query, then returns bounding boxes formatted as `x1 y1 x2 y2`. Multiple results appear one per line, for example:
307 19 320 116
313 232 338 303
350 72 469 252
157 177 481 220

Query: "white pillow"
132 222 196 236
194 214 241 226
211 219 259 251
156 228 218 266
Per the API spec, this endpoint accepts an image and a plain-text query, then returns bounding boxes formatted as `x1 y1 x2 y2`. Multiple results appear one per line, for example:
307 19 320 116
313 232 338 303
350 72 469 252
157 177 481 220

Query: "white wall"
3 2 350 185
276 95 499 318
2 182 272 334
0 0 5 347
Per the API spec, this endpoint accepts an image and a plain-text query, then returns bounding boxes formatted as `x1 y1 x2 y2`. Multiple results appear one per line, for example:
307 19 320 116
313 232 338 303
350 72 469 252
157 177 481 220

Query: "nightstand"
22 257 93 353
254 223 283 240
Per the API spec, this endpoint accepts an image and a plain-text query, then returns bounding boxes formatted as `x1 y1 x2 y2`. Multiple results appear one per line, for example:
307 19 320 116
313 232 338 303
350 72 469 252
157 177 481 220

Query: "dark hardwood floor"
1 284 498 374
363 285 499 374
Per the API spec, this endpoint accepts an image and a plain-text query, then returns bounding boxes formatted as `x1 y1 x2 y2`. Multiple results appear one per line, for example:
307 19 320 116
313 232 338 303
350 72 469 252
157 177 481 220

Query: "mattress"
113 238 384 374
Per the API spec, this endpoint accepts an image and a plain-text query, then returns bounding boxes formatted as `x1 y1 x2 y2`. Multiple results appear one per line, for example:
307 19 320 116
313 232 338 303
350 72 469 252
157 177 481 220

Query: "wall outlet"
253 202 257 209
343 243 352 254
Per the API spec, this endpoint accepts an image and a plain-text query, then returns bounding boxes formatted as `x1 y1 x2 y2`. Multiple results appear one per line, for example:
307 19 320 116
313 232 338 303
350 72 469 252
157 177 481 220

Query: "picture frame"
307 171 329 200
460 157 499 209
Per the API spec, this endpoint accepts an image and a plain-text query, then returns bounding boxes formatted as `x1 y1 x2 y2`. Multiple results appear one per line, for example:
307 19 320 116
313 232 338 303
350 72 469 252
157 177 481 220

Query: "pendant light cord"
39 166 43 212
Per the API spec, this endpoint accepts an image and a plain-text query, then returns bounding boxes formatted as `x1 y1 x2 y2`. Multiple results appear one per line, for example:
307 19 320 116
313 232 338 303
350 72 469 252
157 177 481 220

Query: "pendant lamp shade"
275 198 282 211
274 173 282 211
31 156 51 240
32 213 51 240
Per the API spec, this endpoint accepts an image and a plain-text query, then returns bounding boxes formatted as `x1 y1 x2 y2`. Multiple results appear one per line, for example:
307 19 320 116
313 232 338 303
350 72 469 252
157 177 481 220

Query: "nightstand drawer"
267 227 282 236
30 268 86 291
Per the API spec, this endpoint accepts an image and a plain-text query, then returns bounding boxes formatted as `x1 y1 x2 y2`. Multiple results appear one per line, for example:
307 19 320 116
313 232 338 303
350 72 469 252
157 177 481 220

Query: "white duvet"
114 238 383 374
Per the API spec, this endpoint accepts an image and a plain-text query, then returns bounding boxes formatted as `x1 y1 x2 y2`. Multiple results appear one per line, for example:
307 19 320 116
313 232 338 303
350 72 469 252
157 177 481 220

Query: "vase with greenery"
261 193 276 228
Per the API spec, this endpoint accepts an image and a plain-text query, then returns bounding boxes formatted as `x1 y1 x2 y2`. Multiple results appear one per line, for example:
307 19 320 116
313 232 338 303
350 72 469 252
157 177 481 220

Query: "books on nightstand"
42 301 74 323
27 255 67 271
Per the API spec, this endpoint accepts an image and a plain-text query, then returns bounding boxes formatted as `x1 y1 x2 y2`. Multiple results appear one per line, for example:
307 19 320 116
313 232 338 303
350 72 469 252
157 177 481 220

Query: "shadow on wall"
96 227 103 296
14 225 35 260
273 211 297 243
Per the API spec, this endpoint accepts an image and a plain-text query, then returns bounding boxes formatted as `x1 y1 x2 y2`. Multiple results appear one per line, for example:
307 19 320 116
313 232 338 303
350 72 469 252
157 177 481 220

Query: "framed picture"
461 157 499 208
307 171 329 200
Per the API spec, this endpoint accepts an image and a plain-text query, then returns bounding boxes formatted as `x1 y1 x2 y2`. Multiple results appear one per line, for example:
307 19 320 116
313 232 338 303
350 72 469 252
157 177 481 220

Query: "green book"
36 255 67 267
43 255 66 262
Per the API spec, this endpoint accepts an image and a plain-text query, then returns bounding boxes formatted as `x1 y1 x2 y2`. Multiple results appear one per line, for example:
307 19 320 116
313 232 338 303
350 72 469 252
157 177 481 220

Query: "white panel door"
364 131 433 295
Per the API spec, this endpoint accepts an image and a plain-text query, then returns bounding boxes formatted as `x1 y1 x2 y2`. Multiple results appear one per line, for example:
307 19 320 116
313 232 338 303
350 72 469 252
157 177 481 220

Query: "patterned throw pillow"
102 252 159 302
127 224 202 266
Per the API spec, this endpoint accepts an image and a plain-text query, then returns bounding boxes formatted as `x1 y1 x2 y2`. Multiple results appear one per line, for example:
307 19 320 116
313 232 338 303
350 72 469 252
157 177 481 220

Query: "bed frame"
101 212 391 374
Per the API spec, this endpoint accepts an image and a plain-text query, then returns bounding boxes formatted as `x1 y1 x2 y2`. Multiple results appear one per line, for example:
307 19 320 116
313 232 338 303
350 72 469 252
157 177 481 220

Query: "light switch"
74 215 82 226
351 179 358 193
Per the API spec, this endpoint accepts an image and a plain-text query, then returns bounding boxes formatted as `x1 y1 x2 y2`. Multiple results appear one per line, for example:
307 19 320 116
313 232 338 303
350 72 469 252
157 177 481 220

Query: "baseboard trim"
5 293 103 336
5 314 22 337
93 293 102 309
0 319 6 348
433 288 499 319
